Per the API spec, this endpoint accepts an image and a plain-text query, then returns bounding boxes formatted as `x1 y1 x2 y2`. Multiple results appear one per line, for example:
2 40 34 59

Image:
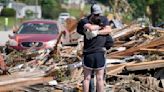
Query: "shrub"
41 0 66 19
25 9 34 18
1 8 16 17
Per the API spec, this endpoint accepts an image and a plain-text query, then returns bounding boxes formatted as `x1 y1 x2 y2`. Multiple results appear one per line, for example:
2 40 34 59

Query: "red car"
8 20 65 50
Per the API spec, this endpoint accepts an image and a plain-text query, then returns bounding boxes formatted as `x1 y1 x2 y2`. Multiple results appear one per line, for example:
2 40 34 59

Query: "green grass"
0 17 16 31
0 17 30 31
67 4 91 19
67 8 82 18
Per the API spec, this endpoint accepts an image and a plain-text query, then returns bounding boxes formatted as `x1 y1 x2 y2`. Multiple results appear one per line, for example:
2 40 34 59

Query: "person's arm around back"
99 25 112 35
84 23 100 31
99 16 112 35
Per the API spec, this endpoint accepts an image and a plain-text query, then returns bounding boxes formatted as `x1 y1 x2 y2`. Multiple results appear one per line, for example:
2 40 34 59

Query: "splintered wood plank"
109 36 164 57
53 89 63 92
140 48 164 52
107 65 125 75
106 62 135 75
112 25 144 39
0 77 53 92
106 60 164 75
0 53 7 70
157 30 164 33
0 71 45 82
122 40 138 47
125 60 164 71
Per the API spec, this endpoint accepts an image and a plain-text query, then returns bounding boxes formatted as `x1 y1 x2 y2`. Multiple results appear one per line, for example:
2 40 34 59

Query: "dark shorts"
83 52 105 70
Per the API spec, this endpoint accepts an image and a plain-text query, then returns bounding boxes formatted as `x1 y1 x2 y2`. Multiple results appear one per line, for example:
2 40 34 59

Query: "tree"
1 8 16 17
25 9 34 18
147 0 164 26
0 0 10 7
16 0 38 5
128 0 164 26
15 0 65 19
0 0 5 3
108 0 133 23
98 0 163 26
40 0 65 19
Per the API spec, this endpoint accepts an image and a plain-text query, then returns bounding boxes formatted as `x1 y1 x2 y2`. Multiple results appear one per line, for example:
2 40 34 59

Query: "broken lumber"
140 48 164 52
106 60 164 75
125 60 164 71
0 53 6 70
107 74 164 92
109 36 164 57
0 77 53 92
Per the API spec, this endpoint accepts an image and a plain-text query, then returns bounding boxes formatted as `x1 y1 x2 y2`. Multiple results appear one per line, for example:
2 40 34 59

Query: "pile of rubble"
105 22 164 92
0 21 163 92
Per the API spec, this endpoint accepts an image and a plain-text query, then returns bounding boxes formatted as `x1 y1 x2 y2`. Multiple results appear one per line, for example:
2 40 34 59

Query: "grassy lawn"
67 4 90 19
0 17 17 31
0 17 29 31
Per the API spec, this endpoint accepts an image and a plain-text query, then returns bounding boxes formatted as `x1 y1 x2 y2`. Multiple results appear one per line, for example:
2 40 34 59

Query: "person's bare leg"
96 69 104 92
83 67 92 92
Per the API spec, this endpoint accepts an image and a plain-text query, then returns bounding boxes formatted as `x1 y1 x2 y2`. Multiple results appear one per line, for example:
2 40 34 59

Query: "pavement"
0 30 13 46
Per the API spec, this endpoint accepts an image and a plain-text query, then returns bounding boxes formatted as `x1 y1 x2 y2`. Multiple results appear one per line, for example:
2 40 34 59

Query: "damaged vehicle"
7 20 65 51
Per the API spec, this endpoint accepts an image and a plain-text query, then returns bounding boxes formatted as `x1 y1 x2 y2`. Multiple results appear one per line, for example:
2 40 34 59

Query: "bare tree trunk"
146 3 158 26
150 4 158 26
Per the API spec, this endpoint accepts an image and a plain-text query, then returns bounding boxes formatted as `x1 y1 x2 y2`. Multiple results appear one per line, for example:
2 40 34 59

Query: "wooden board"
106 60 164 75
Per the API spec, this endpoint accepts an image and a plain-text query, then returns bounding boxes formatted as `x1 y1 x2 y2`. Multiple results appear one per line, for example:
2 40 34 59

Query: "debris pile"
0 20 163 92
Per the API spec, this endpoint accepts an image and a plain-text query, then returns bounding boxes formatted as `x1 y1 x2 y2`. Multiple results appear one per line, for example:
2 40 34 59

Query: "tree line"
0 0 163 26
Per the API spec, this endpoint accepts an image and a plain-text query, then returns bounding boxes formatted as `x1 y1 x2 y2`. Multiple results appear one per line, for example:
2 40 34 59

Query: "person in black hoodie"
77 4 113 92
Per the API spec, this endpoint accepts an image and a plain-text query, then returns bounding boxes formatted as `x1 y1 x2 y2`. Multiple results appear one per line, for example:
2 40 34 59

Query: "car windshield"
17 23 58 34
